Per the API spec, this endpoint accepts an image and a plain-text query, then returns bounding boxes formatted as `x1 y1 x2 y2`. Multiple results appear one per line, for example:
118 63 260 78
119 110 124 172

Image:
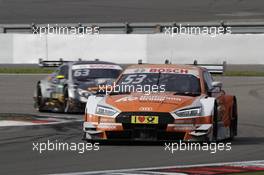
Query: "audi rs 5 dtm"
34 61 122 113
83 64 237 141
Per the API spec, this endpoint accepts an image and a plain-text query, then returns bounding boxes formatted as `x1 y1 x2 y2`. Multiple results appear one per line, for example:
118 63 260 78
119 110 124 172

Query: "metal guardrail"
2 22 264 34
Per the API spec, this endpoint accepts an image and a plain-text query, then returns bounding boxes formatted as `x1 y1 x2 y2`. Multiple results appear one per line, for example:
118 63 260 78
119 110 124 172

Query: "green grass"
224 71 264 77
0 67 54 74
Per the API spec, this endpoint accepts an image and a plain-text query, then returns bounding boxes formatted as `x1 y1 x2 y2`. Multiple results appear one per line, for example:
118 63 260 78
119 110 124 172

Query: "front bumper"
83 114 213 141
34 97 86 113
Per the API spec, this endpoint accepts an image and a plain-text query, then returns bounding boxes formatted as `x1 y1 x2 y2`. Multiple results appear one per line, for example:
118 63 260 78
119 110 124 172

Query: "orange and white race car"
83 64 237 142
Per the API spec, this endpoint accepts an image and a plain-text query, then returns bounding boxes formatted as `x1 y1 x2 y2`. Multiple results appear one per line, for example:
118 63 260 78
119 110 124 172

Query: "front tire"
229 97 238 140
36 83 45 112
63 87 71 113
212 102 218 142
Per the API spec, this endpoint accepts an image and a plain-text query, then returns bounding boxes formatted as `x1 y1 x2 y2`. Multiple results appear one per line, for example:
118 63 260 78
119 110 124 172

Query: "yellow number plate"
131 116 159 124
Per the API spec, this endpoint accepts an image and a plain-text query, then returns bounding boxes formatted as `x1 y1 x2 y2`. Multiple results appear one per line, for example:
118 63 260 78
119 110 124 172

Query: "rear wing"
162 59 226 74
193 60 226 74
38 58 83 67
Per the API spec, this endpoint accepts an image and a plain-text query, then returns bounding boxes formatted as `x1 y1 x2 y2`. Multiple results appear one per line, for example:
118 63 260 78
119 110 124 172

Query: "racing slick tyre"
229 97 238 140
36 83 45 112
63 86 72 113
212 102 218 142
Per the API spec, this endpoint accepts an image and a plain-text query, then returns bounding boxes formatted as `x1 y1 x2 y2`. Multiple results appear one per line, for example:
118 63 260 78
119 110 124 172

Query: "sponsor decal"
72 64 122 70
115 95 182 103
123 68 199 77
134 68 146 73
131 116 159 124
97 124 117 129
115 96 138 102
149 68 188 74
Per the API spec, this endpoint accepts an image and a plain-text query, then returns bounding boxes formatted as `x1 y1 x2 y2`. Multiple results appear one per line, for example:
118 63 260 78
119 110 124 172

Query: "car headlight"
95 105 117 116
175 107 202 117
77 88 91 98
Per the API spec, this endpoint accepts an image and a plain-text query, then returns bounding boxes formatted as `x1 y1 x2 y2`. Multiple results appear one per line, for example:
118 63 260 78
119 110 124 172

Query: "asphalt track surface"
1 0 264 24
0 74 264 175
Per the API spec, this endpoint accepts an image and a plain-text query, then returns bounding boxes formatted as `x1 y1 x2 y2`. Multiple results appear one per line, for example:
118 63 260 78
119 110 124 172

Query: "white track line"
0 119 81 127
0 120 38 126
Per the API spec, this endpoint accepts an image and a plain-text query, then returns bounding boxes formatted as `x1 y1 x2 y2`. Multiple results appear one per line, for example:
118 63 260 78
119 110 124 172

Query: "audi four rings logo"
139 107 153 111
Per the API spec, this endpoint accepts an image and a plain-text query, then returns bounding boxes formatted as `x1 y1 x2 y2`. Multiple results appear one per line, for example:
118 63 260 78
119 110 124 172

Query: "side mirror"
212 81 222 88
56 75 65 79
210 81 222 93
88 85 114 95
88 86 101 95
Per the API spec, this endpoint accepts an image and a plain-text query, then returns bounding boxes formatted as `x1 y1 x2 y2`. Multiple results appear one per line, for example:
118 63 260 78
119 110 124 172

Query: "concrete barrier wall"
0 34 13 63
13 34 46 63
1 34 147 64
0 34 264 64
147 34 264 64
46 35 147 64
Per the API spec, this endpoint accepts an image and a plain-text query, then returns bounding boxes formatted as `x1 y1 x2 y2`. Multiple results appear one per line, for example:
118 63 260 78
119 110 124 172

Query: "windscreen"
72 64 122 81
72 69 121 81
117 73 201 93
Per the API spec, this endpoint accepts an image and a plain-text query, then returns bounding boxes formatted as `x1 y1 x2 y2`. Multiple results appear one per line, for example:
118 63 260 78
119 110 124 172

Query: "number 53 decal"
122 74 147 84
